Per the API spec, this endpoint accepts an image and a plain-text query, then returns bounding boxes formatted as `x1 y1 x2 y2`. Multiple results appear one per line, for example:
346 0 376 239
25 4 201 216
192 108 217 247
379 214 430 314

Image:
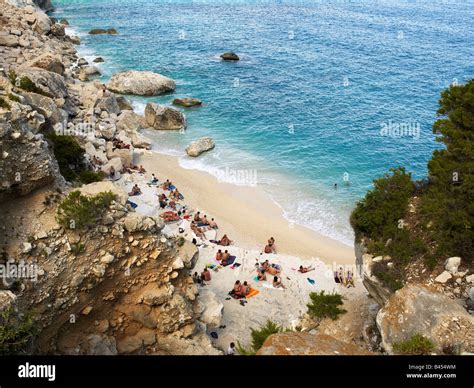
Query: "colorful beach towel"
126 200 138 209
307 278 316 285
245 288 260 299
222 256 236 267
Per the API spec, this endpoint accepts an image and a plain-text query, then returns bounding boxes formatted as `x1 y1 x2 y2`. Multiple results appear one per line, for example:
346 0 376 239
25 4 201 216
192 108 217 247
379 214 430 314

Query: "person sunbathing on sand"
242 281 251 296
138 165 146 174
151 174 159 184
257 268 266 281
262 260 280 276
162 179 171 190
194 211 201 222
219 234 232 246
229 280 244 298
160 211 179 223
201 267 211 283
216 249 223 262
222 250 230 265
201 215 209 226
298 265 315 273
169 199 177 210
273 276 286 289
191 222 206 240
129 184 141 196
209 218 218 229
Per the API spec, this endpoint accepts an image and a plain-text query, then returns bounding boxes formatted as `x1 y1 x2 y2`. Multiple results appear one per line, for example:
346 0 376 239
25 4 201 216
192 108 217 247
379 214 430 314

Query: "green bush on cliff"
350 79 474 290
78 170 106 184
0 307 36 355
420 79 474 262
0 97 11 110
307 291 346 320
350 167 415 243
47 132 85 182
236 320 286 355
393 334 435 355
56 190 116 229
18 76 51 97
7 69 17 85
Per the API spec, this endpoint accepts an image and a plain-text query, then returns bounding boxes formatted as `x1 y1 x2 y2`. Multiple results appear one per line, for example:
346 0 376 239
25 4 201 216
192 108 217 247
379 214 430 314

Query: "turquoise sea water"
52 0 474 246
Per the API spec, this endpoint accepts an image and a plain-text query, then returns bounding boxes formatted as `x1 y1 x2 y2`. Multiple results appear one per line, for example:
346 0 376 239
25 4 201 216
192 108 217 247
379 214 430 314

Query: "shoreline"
137 150 356 266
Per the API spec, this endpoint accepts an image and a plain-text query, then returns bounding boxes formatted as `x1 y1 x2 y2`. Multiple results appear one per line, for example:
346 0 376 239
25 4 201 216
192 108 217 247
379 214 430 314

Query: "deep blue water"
53 0 474 245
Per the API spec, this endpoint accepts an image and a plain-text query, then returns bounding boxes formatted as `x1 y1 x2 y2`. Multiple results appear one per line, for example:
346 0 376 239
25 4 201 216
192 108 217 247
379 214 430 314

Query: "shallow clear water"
53 0 474 246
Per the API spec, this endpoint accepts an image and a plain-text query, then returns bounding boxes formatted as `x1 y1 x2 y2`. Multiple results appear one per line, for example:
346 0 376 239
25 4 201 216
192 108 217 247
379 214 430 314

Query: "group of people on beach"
255 258 286 288
334 267 355 288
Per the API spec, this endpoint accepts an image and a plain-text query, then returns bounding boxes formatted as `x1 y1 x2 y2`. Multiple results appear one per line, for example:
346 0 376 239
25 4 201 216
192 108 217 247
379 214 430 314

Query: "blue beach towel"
222 256 236 267
307 278 315 285
126 200 138 209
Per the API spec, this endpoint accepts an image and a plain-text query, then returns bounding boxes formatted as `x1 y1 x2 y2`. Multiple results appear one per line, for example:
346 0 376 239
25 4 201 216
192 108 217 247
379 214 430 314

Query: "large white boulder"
106 70 176 96
144 103 186 130
186 137 215 157
198 289 223 328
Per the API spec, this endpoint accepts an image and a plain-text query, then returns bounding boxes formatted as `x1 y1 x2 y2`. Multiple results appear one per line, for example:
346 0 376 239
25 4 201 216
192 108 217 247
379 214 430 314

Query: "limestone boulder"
172 97 202 108
185 137 215 157
115 111 145 133
256 332 373 355
220 52 240 61
78 181 128 206
15 68 68 99
107 71 176 96
376 285 474 354
144 103 185 131
94 95 121 115
24 52 65 75
198 289 223 328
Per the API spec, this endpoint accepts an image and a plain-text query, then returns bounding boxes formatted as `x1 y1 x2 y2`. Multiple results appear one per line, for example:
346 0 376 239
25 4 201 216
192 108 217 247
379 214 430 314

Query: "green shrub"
46 132 86 182
393 334 435 355
0 97 11 110
56 190 116 229
7 93 21 103
18 76 51 97
78 170 105 184
236 320 286 355
176 236 185 247
371 262 404 292
306 291 346 320
7 69 17 85
0 307 36 355
70 243 85 255
350 167 415 243
420 79 474 263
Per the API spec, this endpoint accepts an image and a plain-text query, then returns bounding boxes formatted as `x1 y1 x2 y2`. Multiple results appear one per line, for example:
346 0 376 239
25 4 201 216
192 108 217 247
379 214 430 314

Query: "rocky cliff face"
257 332 373 355
355 235 474 354
5 181 219 354
0 0 218 355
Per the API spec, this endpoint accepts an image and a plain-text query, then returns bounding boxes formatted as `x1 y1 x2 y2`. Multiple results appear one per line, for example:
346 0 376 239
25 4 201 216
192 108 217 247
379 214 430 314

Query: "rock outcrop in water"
107 70 176 96
144 102 186 130
185 136 215 157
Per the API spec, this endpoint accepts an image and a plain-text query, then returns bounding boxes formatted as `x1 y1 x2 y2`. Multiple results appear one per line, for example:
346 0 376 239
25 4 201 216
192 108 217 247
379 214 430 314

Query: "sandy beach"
136 149 356 266
111 148 365 350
